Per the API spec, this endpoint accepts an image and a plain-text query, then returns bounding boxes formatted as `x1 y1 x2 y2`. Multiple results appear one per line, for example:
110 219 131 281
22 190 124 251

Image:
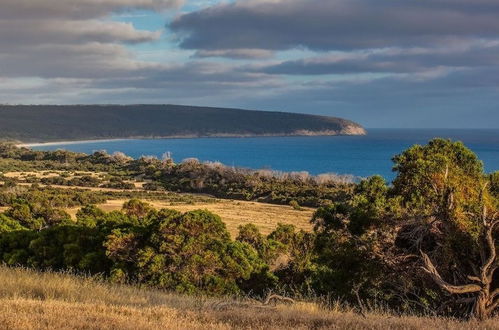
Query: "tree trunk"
473 291 489 320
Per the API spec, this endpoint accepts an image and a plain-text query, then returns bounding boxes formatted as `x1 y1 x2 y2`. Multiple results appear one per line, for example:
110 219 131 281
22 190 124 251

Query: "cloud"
0 0 274 91
0 20 161 46
171 0 499 51
2 0 499 128
0 0 183 19
236 71 499 128
193 49 274 59
0 0 185 82
254 40 499 75
0 0 282 105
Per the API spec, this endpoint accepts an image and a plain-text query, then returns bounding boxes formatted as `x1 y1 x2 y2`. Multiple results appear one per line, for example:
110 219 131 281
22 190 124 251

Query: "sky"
1 0 499 128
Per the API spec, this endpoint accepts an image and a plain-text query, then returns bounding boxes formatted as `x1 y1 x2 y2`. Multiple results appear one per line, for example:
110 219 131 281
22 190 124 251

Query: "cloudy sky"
1 0 499 128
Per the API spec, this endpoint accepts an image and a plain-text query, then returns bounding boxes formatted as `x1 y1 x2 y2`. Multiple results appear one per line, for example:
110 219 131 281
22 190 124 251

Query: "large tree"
393 139 498 319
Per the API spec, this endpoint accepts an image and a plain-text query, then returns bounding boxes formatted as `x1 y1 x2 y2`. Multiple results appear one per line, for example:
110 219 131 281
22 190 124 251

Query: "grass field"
67 199 314 236
2 170 315 235
0 266 496 330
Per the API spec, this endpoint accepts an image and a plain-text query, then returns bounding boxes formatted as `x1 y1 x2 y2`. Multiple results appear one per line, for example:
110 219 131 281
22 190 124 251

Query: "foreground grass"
0 267 497 329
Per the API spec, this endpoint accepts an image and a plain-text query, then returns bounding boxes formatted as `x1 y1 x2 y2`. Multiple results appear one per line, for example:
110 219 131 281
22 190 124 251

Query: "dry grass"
66 199 314 236
3 171 100 179
0 299 227 330
0 266 497 329
2 169 314 235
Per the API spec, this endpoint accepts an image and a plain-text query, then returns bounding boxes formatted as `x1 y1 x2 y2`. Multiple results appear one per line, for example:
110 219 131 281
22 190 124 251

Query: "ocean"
31 129 499 180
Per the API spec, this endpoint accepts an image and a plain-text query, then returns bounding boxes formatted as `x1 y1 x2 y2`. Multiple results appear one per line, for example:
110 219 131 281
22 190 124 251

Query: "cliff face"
0 104 366 142
339 125 368 136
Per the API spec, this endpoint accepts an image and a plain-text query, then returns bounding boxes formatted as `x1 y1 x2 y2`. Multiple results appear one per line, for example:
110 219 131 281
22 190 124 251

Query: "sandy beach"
18 138 131 148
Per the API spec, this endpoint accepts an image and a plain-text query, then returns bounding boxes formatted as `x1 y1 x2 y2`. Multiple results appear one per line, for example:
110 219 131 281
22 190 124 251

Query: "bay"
31 129 499 180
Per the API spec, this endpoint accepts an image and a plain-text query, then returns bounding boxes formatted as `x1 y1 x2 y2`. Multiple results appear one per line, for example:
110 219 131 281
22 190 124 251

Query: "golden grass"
4 170 142 190
2 169 314 235
3 171 100 179
0 266 497 329
66 199 314 236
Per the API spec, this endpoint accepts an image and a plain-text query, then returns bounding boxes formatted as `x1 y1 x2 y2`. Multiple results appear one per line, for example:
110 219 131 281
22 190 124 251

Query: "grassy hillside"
0 266 494 330
0 104 366 142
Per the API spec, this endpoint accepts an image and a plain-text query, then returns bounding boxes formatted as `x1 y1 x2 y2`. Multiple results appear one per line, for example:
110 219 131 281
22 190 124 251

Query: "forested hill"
0 105 366 142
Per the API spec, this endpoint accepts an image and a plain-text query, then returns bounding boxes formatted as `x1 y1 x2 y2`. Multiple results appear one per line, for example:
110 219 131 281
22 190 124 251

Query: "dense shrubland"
0 139 498 320
161 159 354 206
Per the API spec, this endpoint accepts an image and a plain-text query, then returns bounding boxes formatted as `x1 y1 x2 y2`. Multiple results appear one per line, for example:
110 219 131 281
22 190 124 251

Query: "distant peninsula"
0 104 366 143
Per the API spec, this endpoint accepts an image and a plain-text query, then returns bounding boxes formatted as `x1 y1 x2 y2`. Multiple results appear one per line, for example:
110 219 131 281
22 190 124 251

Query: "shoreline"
19 138 131 148
18 130 367 148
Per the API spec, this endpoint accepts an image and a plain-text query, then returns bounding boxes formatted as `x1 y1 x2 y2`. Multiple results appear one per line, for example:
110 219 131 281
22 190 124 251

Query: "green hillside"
0 104 365 142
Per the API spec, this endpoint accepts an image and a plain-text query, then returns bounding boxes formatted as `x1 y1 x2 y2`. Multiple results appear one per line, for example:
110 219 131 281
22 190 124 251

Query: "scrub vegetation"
0 139 498 326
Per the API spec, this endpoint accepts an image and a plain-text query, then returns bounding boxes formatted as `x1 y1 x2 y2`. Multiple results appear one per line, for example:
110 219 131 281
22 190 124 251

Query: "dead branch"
352 286 367 318
420 251 481 294
481 216 499 284
262 294 295 306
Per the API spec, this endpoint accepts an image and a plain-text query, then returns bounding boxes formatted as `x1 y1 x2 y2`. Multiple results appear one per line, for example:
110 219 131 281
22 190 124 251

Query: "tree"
122 199 152 219
393 138 484 215
393 139 498 319
0 214 26 232
105 209 272 294
76 204 106 227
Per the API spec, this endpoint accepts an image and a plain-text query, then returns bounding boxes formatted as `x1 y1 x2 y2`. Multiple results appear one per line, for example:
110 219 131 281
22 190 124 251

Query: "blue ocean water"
32 129 499 180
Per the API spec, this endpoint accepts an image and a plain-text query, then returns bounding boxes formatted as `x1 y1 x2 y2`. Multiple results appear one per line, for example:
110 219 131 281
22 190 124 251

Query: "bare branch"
481 218 498 283
352 286 367 318
491 289 499 301
421 251 481 294
467 275 481 283
262 294 295 306
486 298 499 315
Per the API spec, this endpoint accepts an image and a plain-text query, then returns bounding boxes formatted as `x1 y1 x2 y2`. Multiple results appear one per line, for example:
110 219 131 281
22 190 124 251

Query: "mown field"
1 266 496 330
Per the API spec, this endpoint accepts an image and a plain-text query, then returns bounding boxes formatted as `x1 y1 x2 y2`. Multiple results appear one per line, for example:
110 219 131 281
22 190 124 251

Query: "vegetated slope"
0 266 493 330
0 104 366 142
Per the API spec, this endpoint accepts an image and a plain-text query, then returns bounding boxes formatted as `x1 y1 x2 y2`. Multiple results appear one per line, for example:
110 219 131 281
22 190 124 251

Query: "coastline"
19 138 131 148
18 129 367 148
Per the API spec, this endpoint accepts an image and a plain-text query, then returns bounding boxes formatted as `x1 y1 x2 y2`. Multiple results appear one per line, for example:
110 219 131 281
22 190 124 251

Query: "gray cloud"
0 20 161 46
237 71 499 128
193 49 274 59
0 0 183 82
254 41 499 75
1 0 499 128
0 0 183 19
171 0 499 51
0 0 280 105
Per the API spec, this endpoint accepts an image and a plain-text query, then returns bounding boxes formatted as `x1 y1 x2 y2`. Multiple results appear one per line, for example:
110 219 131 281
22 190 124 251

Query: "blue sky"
1 0 499 128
